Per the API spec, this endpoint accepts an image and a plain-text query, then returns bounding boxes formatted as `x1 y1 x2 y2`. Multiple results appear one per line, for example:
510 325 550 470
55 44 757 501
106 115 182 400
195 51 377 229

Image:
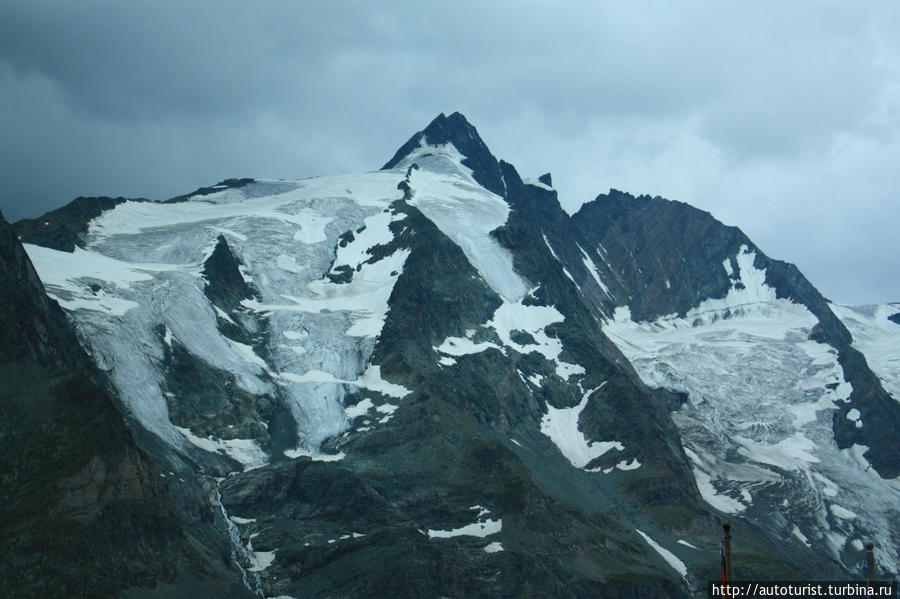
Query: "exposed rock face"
6 113 900 596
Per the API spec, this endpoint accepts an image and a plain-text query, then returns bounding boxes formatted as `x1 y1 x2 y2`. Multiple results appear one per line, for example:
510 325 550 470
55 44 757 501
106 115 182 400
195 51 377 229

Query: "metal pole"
723 521 733 583
865 542 876 585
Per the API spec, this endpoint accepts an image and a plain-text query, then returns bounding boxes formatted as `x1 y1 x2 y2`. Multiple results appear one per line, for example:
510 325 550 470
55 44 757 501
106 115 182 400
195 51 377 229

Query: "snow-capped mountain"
4 112 899 597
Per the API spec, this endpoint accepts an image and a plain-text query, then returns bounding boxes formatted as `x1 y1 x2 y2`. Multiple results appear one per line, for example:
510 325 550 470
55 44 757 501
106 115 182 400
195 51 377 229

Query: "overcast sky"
1 1 897 304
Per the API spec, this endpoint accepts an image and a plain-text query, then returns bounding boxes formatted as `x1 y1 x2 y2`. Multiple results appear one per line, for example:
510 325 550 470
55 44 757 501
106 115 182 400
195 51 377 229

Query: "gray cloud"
1 0 897 303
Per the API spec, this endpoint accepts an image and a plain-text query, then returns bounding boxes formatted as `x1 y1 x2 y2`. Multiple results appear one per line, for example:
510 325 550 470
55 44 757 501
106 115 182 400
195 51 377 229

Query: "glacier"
26 172 412 463
604 246 900 572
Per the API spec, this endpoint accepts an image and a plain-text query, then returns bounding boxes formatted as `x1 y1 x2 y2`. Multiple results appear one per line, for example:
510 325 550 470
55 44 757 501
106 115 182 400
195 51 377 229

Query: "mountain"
4 112 899 597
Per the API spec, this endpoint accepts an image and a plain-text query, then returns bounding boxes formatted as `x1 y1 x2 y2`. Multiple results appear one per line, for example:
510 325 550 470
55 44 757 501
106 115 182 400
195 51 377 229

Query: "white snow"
280 364 410 399
578 244 612 297
427 519 502 539
344 397 374 419
488 299 583 380
425 505 502 539
792 525 811 547
831 303 900 402
683 447 746 514
483 542 504 553
677 540 698 550
435 337 503 357
247 533 276 572
635 529 687 578
175 426 267 471
376 402 398 423
282 447 345 461
830 504 858 520
541 383 627 469
615 458 642 471
722 257 733 276
432 297 583 380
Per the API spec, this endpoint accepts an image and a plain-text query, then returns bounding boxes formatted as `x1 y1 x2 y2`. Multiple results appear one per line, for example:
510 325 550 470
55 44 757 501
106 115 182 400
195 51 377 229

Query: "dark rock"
13 196 136 252
538 173 552 187
202 235 257 314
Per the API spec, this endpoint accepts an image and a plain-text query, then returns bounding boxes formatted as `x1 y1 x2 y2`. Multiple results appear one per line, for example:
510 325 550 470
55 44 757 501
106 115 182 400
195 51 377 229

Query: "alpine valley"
2 113 898 598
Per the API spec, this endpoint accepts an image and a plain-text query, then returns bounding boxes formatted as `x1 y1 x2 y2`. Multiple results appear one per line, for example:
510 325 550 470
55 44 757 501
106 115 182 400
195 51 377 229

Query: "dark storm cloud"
1 1 898 303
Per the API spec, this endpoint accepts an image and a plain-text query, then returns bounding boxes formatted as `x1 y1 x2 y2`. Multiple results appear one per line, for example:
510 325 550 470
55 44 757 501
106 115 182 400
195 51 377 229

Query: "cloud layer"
1 1 897 303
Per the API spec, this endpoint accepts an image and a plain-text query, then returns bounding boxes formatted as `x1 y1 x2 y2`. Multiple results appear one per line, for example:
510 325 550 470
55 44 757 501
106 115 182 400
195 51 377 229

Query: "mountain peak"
382 112 506 196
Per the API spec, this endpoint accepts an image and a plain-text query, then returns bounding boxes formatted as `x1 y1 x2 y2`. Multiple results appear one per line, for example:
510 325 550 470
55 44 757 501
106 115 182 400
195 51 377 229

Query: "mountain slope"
9 113 899 595
0 212 252 598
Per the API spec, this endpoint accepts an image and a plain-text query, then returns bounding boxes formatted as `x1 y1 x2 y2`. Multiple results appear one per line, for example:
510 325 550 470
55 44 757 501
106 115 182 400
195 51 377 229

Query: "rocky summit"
3 112 899 597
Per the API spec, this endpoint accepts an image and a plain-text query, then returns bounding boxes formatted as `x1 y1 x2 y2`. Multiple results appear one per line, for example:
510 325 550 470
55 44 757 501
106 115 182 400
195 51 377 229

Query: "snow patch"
426 506 502 539
792 525 811 547
541 383 626 469
635 529 687 578
830 504 858 520
283 447 345 461
175 426 267 471
578 244 612 297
